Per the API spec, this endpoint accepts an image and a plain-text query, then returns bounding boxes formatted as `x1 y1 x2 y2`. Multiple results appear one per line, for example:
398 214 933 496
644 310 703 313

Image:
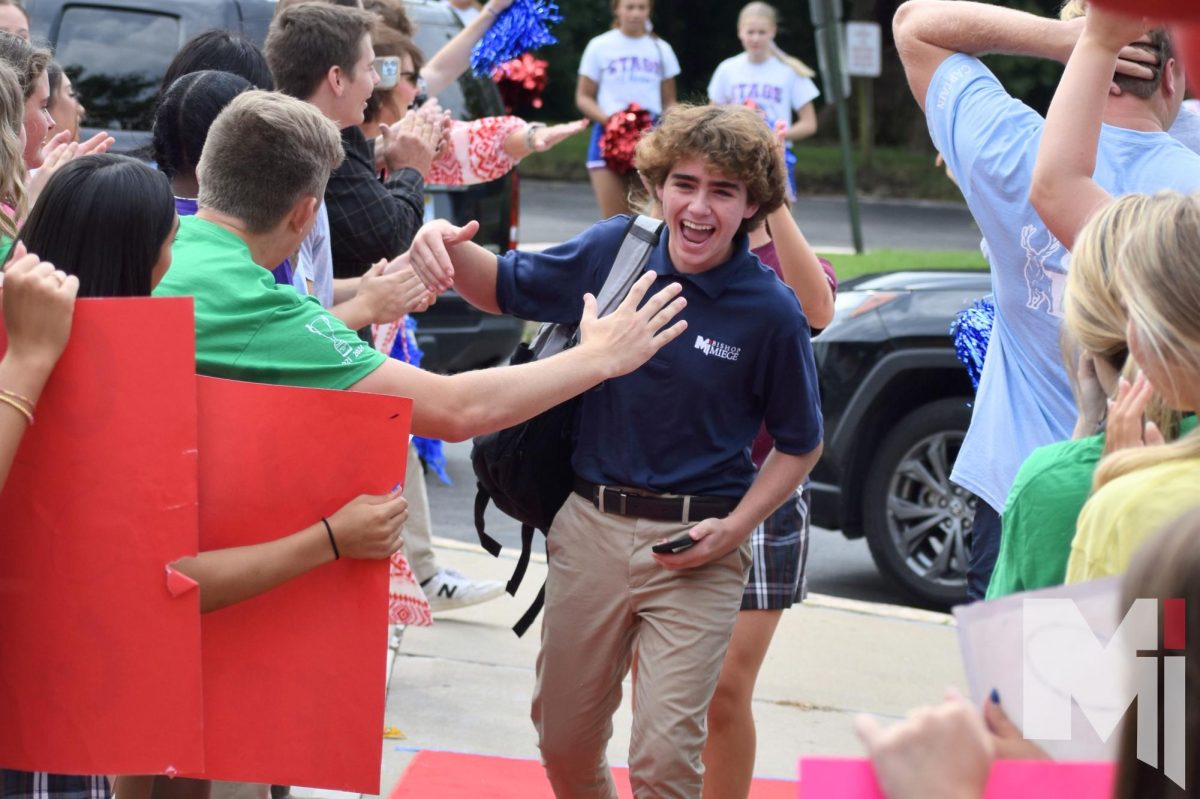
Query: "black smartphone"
652 534 695 555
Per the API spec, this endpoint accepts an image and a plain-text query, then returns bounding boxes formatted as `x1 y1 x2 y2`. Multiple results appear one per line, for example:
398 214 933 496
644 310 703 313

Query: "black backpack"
471 215 665 635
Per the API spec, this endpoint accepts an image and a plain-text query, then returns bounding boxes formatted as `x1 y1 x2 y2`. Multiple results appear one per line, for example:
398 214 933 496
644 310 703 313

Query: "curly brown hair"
634 103 785 234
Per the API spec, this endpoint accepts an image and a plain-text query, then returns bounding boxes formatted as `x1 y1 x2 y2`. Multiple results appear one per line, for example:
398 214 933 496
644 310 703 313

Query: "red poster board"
0 297 204 775
189 376 411 793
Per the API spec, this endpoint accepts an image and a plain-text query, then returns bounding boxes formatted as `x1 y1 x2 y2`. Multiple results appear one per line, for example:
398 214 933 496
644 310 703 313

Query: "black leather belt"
573 476 739 523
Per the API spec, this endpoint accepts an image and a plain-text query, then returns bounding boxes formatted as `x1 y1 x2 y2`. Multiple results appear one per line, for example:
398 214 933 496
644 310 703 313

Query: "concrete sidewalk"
350 536 966 797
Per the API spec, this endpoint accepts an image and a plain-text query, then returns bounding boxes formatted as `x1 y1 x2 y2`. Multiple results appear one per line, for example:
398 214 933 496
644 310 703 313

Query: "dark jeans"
966 498 1001 601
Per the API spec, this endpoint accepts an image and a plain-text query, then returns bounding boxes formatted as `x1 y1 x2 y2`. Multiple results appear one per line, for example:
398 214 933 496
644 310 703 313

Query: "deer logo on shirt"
1020 225 1066 317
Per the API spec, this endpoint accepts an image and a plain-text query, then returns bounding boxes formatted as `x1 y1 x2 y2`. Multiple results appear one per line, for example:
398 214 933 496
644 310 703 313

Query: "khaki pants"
532 493 750 799
401 442 438 583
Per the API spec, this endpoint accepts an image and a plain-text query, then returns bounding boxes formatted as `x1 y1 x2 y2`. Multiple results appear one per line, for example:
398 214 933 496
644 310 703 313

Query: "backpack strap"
473 482 503 557
512 582 545 638
506 217 665 637
505 522 536 597
474 216 666 637
593 215 665 317
535 216 664 356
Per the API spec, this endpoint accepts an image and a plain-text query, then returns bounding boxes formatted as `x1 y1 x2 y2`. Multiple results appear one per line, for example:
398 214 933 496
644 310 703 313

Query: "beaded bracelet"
0 393 33 425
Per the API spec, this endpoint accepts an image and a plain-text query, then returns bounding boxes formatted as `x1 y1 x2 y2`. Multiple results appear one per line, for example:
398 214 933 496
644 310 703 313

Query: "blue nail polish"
990 688 1001 705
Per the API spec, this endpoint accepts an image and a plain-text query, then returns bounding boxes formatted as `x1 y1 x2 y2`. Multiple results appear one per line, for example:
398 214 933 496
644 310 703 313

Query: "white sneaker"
421 568 506 612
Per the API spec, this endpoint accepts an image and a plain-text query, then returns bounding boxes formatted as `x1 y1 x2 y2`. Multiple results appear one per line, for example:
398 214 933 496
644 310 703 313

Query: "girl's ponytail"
770 42 815 78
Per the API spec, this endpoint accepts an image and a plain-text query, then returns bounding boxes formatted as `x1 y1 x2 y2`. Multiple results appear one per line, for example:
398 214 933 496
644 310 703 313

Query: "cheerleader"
576 0 679 218
708 2 819 199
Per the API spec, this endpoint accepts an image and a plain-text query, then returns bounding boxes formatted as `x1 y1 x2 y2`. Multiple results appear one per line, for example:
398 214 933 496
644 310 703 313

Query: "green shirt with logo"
154 216 384 388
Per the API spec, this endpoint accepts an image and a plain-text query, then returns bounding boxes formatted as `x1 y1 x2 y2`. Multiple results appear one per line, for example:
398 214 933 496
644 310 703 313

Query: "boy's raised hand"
407 218 480 293
576 270 687 379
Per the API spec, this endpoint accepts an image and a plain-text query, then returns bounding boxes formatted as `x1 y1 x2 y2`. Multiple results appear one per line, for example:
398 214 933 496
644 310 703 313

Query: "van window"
55 7 180 131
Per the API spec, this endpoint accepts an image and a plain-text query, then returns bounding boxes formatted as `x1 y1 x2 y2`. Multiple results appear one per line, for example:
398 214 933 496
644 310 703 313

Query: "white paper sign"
845 21 882 78
953 578 1124 762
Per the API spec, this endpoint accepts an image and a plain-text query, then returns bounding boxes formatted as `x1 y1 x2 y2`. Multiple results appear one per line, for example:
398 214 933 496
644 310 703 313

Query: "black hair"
151 70 252 180
160 29 274 92
16 154 175 298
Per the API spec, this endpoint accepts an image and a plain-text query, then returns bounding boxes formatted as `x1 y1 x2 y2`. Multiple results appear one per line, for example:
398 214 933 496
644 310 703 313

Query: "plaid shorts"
741 487 811 611
1 771 109 799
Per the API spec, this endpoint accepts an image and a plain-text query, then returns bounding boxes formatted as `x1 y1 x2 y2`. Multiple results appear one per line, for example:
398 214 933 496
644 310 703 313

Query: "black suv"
810 270 991 607
25 0 524 374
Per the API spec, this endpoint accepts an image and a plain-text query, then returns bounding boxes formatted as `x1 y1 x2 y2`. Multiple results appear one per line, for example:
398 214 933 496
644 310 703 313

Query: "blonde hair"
1093 191 1200 489
1058 0 1086 21
198 90 343 233
738 2 815 78
1066 194 1182 439
0 60 23 237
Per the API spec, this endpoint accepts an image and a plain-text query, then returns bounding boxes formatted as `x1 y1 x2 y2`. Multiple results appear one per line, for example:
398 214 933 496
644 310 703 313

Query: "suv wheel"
863 398 973 607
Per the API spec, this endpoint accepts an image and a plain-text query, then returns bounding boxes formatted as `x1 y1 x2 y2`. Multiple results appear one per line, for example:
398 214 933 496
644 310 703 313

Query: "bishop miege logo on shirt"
694 334 741 362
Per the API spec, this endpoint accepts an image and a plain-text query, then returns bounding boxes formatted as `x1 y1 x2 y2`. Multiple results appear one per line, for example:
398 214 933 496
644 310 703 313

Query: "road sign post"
810 0 865 253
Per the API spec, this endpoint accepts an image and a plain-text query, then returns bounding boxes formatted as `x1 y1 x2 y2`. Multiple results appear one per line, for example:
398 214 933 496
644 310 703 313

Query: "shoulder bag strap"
595 215 666 316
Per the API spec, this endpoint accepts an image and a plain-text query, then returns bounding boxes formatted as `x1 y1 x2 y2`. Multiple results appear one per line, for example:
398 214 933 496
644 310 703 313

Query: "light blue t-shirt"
928 54 1200 513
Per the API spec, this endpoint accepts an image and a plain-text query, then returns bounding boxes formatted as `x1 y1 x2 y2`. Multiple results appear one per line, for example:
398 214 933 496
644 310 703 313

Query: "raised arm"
767 204 834 329
420 0 515 96
0 250 77 490
1029 9 1153 249
350 269 688 441
893 0 1082 110
171 491 407 613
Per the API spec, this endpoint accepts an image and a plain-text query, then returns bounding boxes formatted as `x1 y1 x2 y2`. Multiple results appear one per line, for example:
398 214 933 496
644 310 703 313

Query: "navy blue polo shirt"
495 215 823 497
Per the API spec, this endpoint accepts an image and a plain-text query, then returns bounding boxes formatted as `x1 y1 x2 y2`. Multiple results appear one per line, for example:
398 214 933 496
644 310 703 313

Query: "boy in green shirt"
154 90 689 440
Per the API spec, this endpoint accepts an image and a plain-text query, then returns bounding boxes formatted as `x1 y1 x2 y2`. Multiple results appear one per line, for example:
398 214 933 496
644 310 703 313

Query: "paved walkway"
348 537 965 797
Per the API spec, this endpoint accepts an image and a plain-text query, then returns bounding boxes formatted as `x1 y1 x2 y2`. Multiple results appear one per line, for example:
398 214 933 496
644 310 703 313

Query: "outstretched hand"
576 270 688 379
408 218 481 293
529 119 589 152
359 257 435 322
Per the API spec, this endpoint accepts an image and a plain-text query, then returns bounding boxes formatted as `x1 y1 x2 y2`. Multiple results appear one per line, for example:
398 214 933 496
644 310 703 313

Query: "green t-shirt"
986 434 1105 599
154 216 385 388
987 416 1198 599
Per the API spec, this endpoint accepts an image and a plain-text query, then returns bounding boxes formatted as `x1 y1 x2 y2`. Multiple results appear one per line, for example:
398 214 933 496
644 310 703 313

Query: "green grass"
817 248 988 281
518 126 966 203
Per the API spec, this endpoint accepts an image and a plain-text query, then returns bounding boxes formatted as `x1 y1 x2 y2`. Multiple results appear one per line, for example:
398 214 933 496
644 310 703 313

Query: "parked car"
25 0 524 374
809 270 991 607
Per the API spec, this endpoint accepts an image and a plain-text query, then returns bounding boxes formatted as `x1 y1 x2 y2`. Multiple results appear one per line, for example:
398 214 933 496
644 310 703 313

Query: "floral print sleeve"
426 116 526 186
